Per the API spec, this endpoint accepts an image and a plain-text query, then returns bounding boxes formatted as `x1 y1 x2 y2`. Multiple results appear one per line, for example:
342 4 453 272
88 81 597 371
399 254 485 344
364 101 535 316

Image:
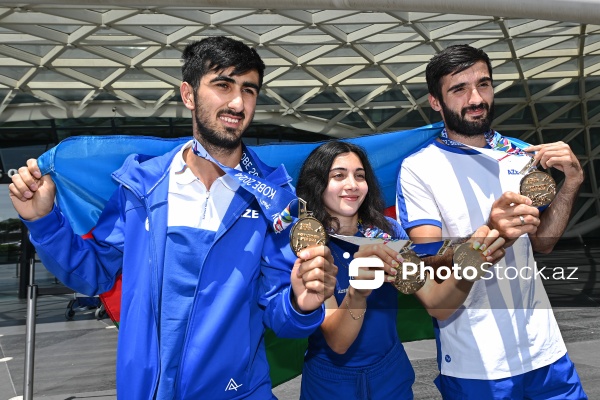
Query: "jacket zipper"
117 180 163 399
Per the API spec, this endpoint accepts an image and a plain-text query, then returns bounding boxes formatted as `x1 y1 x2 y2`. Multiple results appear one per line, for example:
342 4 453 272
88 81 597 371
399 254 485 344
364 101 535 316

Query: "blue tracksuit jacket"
24 143 324 399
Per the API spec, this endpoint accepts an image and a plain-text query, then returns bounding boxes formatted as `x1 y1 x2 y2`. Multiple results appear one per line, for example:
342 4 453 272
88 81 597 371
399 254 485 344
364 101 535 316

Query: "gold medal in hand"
289 199 328 254
393 242 426 295
453 243 488 281
518 157 556 207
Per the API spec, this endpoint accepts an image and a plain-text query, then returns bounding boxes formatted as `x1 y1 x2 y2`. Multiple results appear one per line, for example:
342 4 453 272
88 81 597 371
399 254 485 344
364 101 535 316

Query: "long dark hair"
296 140 392 234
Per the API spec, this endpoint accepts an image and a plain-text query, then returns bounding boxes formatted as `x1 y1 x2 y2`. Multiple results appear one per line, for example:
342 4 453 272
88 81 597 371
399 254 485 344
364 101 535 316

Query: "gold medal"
289 199 327 254
452 243 487 281
393 242 427 295
518 158 556 207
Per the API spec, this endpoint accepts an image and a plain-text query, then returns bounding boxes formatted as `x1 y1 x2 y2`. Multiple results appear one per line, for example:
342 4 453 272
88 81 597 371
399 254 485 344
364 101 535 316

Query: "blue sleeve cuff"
284 287 325 328
21 205 65 243
403 218 442 230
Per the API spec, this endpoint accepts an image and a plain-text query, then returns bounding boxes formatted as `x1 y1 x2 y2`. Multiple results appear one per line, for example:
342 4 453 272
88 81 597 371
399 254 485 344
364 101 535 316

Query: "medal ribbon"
356 221 450 256
191 138 297 233
330 234 449 258
438 128 537 173
439 129 528 157
357 221 392 239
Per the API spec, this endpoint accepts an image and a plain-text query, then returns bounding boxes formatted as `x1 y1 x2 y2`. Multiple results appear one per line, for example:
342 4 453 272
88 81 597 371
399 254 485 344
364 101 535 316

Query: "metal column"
23 257 37 400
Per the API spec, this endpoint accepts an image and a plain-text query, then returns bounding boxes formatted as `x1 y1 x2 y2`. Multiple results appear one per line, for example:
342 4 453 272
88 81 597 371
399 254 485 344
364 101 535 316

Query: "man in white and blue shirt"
397 44 587 399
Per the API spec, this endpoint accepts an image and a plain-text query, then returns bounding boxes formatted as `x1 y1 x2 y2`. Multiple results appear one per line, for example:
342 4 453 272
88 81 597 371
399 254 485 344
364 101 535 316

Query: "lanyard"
191 138 297 232
438 128 530 165
439 129 527 157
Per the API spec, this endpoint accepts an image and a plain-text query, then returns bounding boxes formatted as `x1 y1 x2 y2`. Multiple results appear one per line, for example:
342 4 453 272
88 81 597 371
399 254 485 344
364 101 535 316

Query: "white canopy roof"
0 1 599 235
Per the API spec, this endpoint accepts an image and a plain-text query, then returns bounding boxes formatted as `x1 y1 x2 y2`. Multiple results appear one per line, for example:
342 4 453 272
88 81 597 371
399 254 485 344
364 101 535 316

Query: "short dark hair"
426 44 493 101
181 36 266 93
296 140 392 235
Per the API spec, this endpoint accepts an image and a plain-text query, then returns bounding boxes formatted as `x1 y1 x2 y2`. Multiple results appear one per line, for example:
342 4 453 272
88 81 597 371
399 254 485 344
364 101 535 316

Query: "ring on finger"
519 215 525 226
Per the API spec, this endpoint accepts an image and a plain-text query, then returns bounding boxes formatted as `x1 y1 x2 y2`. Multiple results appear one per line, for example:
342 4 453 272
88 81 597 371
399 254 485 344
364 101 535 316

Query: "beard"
193 98 249 151
441 100 495 137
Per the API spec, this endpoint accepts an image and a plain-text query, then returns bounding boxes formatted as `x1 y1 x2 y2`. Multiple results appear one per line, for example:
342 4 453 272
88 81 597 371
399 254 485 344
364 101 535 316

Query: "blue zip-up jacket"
24 143 324 399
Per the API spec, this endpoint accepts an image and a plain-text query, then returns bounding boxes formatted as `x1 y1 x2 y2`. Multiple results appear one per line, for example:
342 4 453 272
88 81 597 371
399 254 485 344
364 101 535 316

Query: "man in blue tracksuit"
9 36 337 399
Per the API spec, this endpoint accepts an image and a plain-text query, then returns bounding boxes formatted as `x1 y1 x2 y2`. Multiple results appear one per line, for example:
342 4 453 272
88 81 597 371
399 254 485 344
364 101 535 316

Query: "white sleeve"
396 158 442 230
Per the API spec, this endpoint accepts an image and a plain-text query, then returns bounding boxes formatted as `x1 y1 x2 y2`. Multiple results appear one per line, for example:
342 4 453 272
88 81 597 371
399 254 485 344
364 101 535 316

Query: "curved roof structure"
1 0 599 236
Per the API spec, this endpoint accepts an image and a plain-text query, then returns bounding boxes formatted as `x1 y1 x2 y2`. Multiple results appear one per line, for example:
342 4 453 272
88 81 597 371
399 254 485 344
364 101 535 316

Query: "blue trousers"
300 340 415 400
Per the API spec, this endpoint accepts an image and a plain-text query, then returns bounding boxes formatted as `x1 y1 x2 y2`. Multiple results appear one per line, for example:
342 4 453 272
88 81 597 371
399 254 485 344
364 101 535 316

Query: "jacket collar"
111 141 293 200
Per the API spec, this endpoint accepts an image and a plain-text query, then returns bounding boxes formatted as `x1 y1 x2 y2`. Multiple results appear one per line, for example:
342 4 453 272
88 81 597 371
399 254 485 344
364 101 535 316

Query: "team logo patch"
225 378 243 391
242 209 260 219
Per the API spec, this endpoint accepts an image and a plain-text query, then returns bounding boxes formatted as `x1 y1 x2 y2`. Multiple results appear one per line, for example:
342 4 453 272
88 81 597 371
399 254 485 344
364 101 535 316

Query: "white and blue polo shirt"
397 139 566 380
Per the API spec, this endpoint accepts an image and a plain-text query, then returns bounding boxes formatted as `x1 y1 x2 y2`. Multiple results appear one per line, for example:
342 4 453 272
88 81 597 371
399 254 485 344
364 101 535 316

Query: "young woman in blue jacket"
296 141 505 399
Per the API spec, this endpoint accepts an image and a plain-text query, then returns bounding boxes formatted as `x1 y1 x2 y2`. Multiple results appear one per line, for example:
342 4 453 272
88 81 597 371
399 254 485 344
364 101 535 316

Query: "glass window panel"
371 89 409 102
71 67 121 81
535 102 565 120
117 89 169 100
10 93 43 104
494 60 519 75
43 89 89 101
152 48 183 59
39 24 80 34
363 108 398 125
303 110 342 121
544 37 579 50
594 160 600 188
402 84 429 101
552 104 582 124
61 49 104 59
32 70 79 82
0 67 34 80
257 93 279 105
8 44 57 57
562 129 585 155
591 127 600 151
310 65 358 79
385 63 424 76
146 25 182 35
361 42 407 56
386 111 428 130
587 100 600 119
267 87 306 103
277 44 325 57
305 88 343 104
495 104 534 124
495 82 527 98
93 92 121 101
344 66 388 80
528 80 562 96
340 86 383 102
329 24 370 34
340 112 370 129
155 67 181 79
108 46 148 57
541 128 574 143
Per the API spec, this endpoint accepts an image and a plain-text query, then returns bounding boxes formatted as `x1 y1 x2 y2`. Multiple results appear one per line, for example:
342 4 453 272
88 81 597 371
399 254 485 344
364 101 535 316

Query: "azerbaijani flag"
36 122 444 386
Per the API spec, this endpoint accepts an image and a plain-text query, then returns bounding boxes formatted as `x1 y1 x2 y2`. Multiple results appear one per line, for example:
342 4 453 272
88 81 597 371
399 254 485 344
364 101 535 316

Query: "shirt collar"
172 140 241 190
